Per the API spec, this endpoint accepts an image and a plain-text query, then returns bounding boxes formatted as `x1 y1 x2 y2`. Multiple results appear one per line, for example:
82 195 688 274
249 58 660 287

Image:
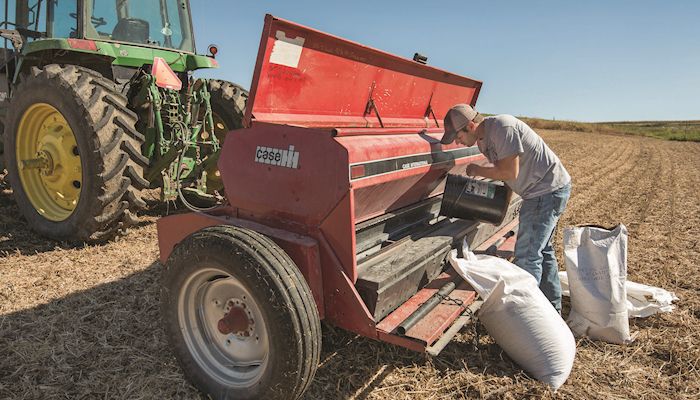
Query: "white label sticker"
463 180 496 199
401 160 429 170
255 145 300 169
269 30 305 68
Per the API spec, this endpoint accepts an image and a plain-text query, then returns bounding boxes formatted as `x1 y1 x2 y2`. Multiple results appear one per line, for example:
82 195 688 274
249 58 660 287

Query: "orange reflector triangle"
152 57 182 91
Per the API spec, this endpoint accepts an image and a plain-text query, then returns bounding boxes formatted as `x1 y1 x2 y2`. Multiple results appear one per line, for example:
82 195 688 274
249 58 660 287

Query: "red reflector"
67 39 97 51
350 165 365 179
152 56 182 91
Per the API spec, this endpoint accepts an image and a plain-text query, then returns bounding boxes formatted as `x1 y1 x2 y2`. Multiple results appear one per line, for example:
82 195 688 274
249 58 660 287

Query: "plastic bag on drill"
563 224 633 344
559 271 678 318
448 240 576 391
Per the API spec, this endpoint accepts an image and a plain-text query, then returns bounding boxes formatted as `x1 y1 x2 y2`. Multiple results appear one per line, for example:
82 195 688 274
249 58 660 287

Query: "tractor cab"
82 0 196 52
0 0 208 119
0 1 211 89
1 0 194 50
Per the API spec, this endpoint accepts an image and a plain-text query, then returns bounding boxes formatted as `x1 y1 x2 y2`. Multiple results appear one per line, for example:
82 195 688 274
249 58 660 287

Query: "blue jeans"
513 183 571 313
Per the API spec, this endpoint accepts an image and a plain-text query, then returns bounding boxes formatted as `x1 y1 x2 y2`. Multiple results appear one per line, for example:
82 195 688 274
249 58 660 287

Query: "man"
440 104 571 313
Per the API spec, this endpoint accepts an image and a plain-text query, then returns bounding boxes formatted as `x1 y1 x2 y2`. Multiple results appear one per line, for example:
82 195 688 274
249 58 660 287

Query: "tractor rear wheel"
3 64 147 242
209 79 247 139
206 80 247 192
162 226 321 400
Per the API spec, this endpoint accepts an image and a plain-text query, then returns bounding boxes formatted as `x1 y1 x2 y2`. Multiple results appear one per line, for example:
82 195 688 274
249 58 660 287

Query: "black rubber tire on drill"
161 225 321 400
3 64 148 242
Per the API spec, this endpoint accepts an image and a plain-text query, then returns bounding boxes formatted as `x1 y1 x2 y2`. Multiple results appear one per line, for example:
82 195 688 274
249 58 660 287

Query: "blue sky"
191 0 698 122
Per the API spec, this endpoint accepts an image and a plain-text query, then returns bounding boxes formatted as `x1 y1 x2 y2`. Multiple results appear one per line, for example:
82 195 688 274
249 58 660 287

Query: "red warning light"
152 57 182 91
67 39 98 51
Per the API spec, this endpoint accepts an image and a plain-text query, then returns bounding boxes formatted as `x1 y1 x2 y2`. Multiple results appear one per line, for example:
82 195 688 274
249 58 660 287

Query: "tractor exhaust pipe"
397 281 457 336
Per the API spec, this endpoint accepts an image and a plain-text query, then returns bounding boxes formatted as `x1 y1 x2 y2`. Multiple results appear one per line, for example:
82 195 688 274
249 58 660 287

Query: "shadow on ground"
0 258 529 400
0 187 183 256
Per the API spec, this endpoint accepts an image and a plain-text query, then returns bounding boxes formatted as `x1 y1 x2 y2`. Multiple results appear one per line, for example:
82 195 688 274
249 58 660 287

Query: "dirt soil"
1 129 698 399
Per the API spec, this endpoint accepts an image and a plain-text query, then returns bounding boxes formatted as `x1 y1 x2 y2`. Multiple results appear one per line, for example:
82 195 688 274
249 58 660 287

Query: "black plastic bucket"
439 174 512 224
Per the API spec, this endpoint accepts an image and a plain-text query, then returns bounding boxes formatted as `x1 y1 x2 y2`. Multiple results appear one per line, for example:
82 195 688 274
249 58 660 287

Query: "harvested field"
1 129 698 399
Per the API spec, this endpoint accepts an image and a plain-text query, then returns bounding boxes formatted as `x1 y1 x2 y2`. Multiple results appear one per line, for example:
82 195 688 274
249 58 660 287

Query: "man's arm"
466 154 519 181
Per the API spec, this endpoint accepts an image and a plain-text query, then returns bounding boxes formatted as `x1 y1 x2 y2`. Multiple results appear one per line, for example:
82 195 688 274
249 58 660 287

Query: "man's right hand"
466 164 480 177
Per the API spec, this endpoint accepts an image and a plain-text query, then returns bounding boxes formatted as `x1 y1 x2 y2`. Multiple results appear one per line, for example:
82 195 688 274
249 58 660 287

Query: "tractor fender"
11 48 117 85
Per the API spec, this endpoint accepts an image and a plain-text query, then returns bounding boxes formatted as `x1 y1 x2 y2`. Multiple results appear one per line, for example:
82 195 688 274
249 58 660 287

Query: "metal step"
374 222 519 355
426 300 483 356
374 271 480 355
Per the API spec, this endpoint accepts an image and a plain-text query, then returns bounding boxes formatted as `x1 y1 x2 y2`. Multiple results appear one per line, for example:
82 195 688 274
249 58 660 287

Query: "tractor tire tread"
93 199 128 226
2 64 148 242
120 140 150 168
125 165 149 190
103 154 129 181
114 114 145 142
209 79 248 116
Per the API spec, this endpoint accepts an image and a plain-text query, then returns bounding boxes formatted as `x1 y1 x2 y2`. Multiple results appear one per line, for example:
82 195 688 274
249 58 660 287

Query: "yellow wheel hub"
16 103 82 222
206 112 229 191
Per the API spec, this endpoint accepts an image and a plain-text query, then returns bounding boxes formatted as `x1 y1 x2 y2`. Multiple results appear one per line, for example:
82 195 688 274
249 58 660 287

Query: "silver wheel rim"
178 266 269 387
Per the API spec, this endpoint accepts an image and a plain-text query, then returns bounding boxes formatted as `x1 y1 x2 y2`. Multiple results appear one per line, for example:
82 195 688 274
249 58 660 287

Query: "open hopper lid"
244 15 483 129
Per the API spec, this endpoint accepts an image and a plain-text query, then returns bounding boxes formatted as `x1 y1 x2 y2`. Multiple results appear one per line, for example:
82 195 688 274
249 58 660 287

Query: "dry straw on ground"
1 130 698 399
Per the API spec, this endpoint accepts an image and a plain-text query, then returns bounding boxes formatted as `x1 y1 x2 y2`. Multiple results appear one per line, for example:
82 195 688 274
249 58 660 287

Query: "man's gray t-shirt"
477 115 570 199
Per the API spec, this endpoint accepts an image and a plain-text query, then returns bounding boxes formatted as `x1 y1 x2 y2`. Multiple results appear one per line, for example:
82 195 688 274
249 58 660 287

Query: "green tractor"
0 0 247 242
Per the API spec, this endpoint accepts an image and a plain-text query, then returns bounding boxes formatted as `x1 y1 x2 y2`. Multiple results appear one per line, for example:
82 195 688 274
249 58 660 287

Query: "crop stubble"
0 130 698 399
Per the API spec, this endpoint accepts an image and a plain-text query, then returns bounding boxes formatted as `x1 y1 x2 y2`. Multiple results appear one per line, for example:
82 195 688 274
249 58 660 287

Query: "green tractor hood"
24 38 218 72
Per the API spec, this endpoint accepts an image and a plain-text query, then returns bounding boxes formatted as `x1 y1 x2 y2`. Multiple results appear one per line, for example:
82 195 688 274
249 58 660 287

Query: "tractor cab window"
23 0 47 33
48 0 78 38
0 0 49 43
86 0 194 52
0 1 78 43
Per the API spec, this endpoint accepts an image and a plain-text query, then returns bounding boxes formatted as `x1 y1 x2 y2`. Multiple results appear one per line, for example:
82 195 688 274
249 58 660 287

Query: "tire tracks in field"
626 140 700 390
564 136 640 219
565 136 663 237
546 132 619 182
618 141 668 276
647 141 700 288
564 135 630 194
555 136 670 286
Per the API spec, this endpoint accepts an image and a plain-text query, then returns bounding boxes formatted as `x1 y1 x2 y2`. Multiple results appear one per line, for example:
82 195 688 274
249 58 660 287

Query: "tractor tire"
198 80 247 197
3 64 147 242
162 225 321 400
208 79 248 138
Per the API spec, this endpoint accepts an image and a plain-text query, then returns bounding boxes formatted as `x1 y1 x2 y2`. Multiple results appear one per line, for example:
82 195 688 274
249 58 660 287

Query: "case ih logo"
255 145 300 169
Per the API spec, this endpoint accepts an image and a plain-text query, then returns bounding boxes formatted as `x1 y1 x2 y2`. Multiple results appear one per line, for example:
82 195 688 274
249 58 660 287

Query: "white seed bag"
626 280 678 317
449 242 576 391
559 271 678 318
563 224 634 344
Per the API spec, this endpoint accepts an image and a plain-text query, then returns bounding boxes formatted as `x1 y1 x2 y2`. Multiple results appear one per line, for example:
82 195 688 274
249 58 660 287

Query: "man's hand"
465 163 480 177
465 154 519 181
